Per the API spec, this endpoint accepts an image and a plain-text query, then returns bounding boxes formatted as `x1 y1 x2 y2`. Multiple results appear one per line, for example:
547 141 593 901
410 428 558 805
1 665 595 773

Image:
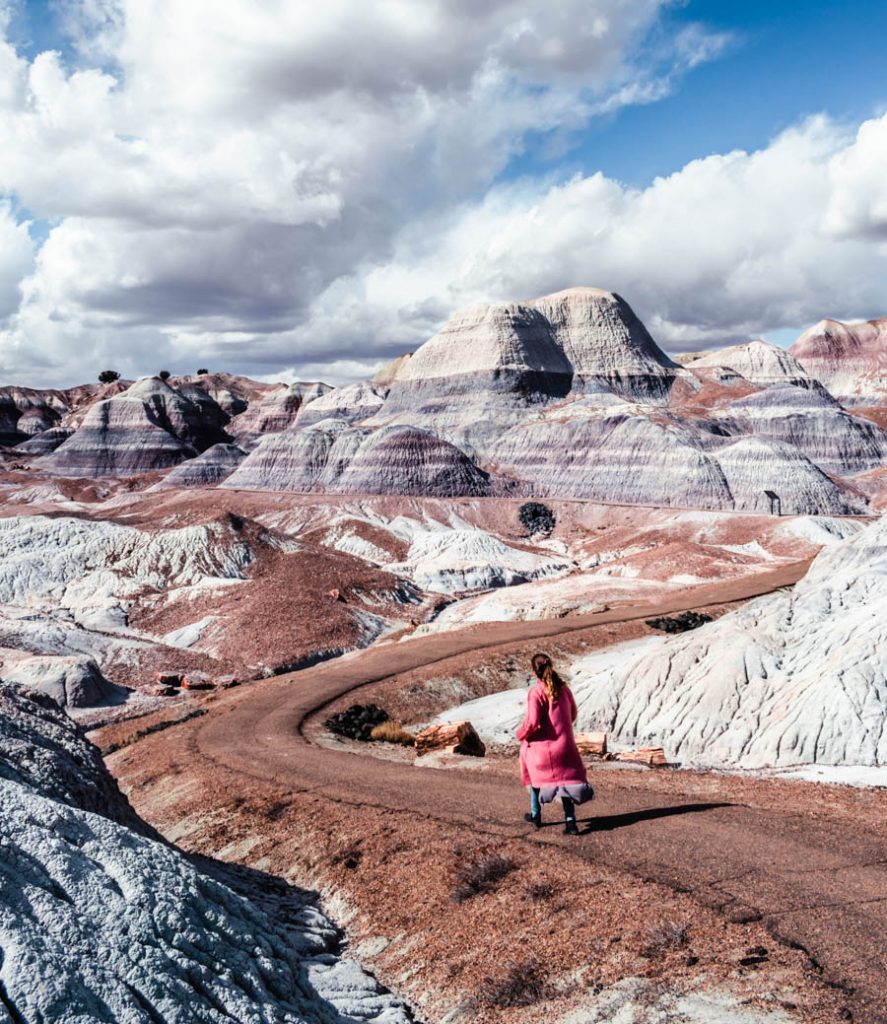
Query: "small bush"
519 501 555 536
524 880 555 901
370 720 415 745
451 850 514 902
646 611 712 634
196 367 209 375
642 920 689 958
98 369 120 383
473 957 549 1008
158 369 171 380
325 703 389 741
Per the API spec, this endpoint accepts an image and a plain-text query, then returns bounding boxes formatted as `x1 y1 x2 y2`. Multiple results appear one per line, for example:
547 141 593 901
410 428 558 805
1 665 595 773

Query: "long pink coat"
517 681 588 788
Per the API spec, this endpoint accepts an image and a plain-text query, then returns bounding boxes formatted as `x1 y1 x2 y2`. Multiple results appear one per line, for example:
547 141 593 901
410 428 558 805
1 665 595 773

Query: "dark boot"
523 812 542 829
562 795 578 834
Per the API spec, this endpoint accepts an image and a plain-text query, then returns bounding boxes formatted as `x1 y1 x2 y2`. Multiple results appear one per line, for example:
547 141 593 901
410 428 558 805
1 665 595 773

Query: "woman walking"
517 652 594 835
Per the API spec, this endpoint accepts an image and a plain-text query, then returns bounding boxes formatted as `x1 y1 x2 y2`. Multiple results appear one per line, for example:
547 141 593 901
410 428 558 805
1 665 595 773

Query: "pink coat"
517 681 588 788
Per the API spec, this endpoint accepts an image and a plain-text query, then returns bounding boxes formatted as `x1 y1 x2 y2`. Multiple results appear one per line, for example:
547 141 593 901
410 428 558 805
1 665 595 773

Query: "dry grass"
451 849 514 902
524 880 555 901
641 920 690 958
472 957 550 1008
369 720 415 745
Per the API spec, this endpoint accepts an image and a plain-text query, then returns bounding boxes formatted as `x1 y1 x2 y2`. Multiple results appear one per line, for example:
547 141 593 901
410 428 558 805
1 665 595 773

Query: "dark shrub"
451 850 514 902
196 367 209 375
519 501 555 536
473 958 549 1007
158 369 171 380
645 611 712 633
98 369 120 383
324 703 389 741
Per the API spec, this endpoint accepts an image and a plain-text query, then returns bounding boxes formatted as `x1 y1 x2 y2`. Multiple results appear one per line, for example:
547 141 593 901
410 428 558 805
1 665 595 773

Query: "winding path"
137 562 887 1022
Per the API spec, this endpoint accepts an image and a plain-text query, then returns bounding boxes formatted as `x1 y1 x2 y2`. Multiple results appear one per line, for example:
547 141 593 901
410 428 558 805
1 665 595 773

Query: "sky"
0 1 885 387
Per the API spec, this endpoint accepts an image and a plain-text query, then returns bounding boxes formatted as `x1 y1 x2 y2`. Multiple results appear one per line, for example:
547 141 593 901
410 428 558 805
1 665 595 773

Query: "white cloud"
3 2 882 384
0 200 34 323
291 112 887 357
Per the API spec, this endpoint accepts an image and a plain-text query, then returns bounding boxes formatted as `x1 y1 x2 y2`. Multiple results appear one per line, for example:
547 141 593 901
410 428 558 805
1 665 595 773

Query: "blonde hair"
531 652 565 704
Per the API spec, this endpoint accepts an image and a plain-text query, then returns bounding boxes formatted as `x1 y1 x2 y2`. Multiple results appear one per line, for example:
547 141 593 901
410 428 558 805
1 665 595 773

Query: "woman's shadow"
537 801 735 834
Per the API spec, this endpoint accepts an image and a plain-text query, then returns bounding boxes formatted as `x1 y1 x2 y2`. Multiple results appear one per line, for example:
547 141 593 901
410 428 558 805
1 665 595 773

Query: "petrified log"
181 674 214 691
156 671 183 687
415 721 486 758
616 746 668 767
575 731 607 756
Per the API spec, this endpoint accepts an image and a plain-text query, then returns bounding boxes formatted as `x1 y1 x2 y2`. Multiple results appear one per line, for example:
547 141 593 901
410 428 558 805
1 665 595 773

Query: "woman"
517 652 594 835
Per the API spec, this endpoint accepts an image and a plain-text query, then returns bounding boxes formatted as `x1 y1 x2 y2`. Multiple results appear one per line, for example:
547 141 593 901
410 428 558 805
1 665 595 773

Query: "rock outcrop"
565 513 887 768
378 287 679 456
38 377 229 476
295 380 386 427
435 514 887 770
718 385 887 475
0 655 120 707
687 340 816 389
155 442 247 487
491 411 735 509
0 386 68 445
336 425 491 496
790 317 887 403
714 437 865 515
528 287 679 397
0 683 412 1023
225 422 491 496
230 380 330 443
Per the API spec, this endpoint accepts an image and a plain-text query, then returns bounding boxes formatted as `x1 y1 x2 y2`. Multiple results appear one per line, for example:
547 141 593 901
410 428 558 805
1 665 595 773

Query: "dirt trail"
107 561 887 1023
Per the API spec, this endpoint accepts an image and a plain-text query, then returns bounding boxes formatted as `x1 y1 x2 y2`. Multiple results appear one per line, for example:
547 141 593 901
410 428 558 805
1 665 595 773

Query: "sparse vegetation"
325 703 390 741
519 501 555 536
646 611 712 634
196 367 209 375
330 843 362 870
472 957 550 1008
158 369 171 380
370 720 415 745
100 709 206 755
98 369 120 383
451 849 514 902
524 880 555 901
641 920 690 958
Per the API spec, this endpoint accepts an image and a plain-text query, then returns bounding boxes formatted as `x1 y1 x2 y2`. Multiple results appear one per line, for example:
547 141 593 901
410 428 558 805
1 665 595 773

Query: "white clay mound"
436 514 887 772
0 685 412 1023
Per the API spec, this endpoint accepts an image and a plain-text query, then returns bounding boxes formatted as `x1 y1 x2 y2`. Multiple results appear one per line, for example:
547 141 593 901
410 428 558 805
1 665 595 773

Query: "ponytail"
531 652 565 704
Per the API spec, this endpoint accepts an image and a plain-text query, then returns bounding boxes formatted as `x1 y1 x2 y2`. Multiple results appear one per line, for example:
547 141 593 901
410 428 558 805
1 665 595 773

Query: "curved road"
156 563 886 1022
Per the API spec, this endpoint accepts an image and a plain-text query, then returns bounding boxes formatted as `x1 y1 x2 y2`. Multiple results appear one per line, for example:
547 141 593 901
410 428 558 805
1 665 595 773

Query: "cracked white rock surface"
0 685 412 1024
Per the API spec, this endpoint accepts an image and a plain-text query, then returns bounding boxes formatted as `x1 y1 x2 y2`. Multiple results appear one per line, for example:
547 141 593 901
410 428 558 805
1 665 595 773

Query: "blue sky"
0 0 886 385
506 0 887 188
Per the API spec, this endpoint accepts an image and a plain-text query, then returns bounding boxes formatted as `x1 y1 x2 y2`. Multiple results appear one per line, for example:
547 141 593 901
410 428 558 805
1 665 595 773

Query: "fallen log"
575 731 607 756
415 721 486 758
616 746 668 767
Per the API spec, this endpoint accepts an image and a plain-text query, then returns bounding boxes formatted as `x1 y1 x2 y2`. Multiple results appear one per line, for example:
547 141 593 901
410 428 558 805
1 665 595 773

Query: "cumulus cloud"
285 112 887 365
0 1 883 385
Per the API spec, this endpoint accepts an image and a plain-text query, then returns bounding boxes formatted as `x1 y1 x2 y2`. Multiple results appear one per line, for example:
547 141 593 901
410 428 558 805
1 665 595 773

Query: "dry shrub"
642 920 689 958
451 849 514 902
369 720 415 745
330 843 363 870
524 880 555 901
473 957 549 1008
